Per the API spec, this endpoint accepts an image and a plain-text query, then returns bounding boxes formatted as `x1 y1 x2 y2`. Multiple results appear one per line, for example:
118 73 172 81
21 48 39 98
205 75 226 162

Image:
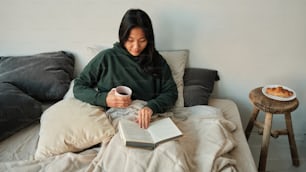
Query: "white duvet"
0 102 238 172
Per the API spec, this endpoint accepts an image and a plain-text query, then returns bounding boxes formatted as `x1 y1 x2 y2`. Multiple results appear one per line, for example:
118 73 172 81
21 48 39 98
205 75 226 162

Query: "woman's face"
124 27 148 56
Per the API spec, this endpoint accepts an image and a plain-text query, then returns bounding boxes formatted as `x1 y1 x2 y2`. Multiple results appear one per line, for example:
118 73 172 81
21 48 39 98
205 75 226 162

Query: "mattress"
0 98 257 172
208 98 257 172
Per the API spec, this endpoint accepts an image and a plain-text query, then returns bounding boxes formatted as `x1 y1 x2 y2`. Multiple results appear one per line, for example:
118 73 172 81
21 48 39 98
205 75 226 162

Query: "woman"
73 9 178 129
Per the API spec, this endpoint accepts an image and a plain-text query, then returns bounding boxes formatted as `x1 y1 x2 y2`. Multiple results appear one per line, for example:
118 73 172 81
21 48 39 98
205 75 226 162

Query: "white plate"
262 85 296 101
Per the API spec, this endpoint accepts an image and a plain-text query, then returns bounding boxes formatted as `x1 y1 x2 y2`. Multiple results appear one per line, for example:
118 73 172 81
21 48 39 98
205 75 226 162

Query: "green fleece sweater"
73 43 178 113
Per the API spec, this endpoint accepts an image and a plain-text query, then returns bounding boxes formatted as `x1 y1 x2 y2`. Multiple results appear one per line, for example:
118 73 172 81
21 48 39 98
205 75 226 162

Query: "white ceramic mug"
114 86 132 98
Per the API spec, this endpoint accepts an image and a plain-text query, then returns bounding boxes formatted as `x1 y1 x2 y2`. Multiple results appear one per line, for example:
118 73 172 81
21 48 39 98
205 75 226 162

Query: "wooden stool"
245 87 299 172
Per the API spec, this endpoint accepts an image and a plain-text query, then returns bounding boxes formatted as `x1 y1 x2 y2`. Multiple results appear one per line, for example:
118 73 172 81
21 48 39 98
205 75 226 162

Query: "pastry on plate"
265 86 293 98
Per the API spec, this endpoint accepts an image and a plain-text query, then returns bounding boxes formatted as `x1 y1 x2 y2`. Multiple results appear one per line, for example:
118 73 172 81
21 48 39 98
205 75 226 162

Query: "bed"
0 49 257 172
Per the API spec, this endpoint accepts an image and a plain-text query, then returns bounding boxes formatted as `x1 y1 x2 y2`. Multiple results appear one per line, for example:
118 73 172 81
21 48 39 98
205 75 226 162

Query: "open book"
118 117 183 150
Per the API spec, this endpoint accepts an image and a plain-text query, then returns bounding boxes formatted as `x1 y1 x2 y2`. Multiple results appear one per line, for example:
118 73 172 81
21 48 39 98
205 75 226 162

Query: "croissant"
266 86 293 98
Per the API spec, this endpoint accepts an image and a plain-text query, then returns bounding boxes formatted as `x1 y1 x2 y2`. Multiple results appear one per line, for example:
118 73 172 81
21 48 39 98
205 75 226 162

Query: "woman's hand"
136 107 153 129
106 89 132 108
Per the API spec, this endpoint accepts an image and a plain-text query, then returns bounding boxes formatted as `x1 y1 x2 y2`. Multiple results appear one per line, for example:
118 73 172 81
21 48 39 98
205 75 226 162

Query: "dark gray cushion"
0 83 42 140
0 51 74 140
183 68 219 107
0 51 74 101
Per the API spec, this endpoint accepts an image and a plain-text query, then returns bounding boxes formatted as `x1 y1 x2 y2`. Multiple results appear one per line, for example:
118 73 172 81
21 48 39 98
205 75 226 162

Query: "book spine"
126 141 155 150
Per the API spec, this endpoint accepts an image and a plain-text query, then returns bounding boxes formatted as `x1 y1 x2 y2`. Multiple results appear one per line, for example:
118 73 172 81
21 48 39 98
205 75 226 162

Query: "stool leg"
285 112 300 166
245 107 259 140
259 112 273 172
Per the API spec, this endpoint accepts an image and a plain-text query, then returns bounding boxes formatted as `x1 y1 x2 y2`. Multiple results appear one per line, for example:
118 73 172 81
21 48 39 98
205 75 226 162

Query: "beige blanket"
0 102 237 172
86 103 238 172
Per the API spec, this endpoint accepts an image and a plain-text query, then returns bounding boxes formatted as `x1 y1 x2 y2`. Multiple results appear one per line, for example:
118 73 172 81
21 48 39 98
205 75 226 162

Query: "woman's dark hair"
119 9 161 77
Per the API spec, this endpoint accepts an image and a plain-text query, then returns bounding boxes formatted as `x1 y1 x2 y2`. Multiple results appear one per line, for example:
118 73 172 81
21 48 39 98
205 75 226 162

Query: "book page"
119 119 153 144
148 118 182 144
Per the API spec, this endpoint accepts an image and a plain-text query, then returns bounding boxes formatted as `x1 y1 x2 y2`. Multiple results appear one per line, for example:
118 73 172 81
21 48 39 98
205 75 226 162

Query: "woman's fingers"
138 107 153 129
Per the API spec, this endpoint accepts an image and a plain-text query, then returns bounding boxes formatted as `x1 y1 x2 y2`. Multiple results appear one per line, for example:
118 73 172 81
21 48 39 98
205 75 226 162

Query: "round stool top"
249 87 299 114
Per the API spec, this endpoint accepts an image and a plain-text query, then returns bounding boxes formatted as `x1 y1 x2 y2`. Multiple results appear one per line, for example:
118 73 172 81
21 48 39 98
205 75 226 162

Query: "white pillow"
159 50 188 107
63 79 75 99
35 98 115 160
83 46 188 107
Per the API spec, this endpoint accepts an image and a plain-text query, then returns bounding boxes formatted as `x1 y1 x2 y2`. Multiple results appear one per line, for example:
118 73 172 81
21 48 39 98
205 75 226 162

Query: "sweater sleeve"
146 61 178 113
73 54 108 107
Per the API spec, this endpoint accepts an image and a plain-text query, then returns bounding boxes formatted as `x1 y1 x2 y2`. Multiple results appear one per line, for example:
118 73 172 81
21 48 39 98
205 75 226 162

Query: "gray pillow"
183 68 219 107
0 83 42 140
0 51 74 101
0 51 74 140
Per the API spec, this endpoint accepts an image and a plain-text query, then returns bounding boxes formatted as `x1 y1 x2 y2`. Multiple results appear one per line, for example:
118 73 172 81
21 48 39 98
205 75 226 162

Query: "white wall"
1 0 305 139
